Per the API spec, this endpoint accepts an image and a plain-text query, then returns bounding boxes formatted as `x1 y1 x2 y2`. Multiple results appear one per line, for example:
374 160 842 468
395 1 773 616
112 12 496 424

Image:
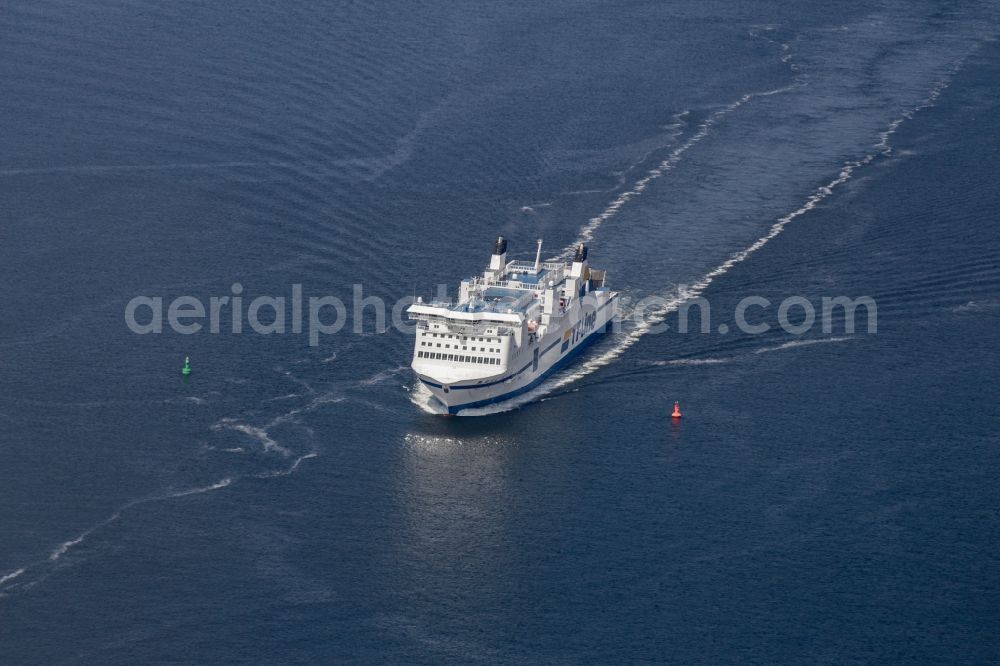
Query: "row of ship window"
417 351 500 364
428 332 497 343
420 341 498 353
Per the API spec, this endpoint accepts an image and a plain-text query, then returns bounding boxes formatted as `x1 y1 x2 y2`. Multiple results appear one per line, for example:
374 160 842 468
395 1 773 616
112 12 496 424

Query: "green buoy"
182 356 192 376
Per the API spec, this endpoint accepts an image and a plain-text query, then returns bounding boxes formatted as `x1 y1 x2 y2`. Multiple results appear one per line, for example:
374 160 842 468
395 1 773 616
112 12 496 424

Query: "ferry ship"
408 237 619 414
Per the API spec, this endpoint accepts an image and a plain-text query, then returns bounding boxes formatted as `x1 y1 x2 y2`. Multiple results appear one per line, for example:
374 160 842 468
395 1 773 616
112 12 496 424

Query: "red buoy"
671 401 682 419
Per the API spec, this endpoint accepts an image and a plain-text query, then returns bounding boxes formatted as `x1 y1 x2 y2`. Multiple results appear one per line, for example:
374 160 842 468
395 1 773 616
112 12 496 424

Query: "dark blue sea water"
2 1 999 662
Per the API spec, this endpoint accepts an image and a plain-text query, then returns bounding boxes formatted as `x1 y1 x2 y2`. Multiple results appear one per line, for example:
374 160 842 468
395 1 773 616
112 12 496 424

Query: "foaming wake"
45 478 236 563
265 393 301 403
554 85 797 260
0 285 417 601
953 299 1000 313
0 363 405 598
212 419 291 457
280 368 317 395
749 26 800 72
547 68 959 381
255 453 318 479
0 476 235 598
0 569 25 585
360 365 410 386
49 535 88 562
159 478 234 498
207 376 357 459
210 363 409 459
273 365 406 424
649 357 730 366
408 382 447 415
753 336 853 354
412 67 961 416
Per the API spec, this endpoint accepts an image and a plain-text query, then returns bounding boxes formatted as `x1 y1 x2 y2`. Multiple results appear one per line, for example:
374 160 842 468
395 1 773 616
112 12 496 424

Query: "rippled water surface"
1 1 998 662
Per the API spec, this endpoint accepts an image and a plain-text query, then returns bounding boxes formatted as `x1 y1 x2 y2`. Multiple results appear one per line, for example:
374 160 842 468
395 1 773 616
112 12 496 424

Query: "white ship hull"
408 237 618 415
415 293 617 414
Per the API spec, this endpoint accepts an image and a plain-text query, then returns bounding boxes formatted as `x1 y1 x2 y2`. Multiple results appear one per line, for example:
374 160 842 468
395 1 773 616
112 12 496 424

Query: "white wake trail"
753 336 854 354
0 569 25 586
212 419 292 456
555 85 797 260
547 70 958 385
418 68 959 416
0 476 235 598
255 453 318 479
160 478 234 499
48 510 126 562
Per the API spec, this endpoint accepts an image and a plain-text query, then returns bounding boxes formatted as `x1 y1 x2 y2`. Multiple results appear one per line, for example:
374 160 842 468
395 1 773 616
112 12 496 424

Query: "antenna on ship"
533 239 543 273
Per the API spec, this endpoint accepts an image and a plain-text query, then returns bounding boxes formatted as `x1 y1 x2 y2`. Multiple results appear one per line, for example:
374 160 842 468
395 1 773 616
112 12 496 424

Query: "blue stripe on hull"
442 322 611 414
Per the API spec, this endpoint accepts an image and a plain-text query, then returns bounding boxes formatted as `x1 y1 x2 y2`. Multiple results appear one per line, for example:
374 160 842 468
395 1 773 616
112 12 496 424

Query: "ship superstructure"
407 237 618 413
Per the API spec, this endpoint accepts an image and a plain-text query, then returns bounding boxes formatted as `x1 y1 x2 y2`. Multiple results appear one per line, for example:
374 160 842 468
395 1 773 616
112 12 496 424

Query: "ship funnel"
533 239 543 273
570 243 589 278
489 235 508 271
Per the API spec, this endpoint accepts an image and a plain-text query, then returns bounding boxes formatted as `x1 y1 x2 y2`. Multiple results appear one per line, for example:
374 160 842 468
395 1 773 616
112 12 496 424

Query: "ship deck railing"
507 260 566 273
419 297 527 314
454 290 539 315
470 267 566 291
427 299 454 308
423 289 539 316
415 320 517 336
